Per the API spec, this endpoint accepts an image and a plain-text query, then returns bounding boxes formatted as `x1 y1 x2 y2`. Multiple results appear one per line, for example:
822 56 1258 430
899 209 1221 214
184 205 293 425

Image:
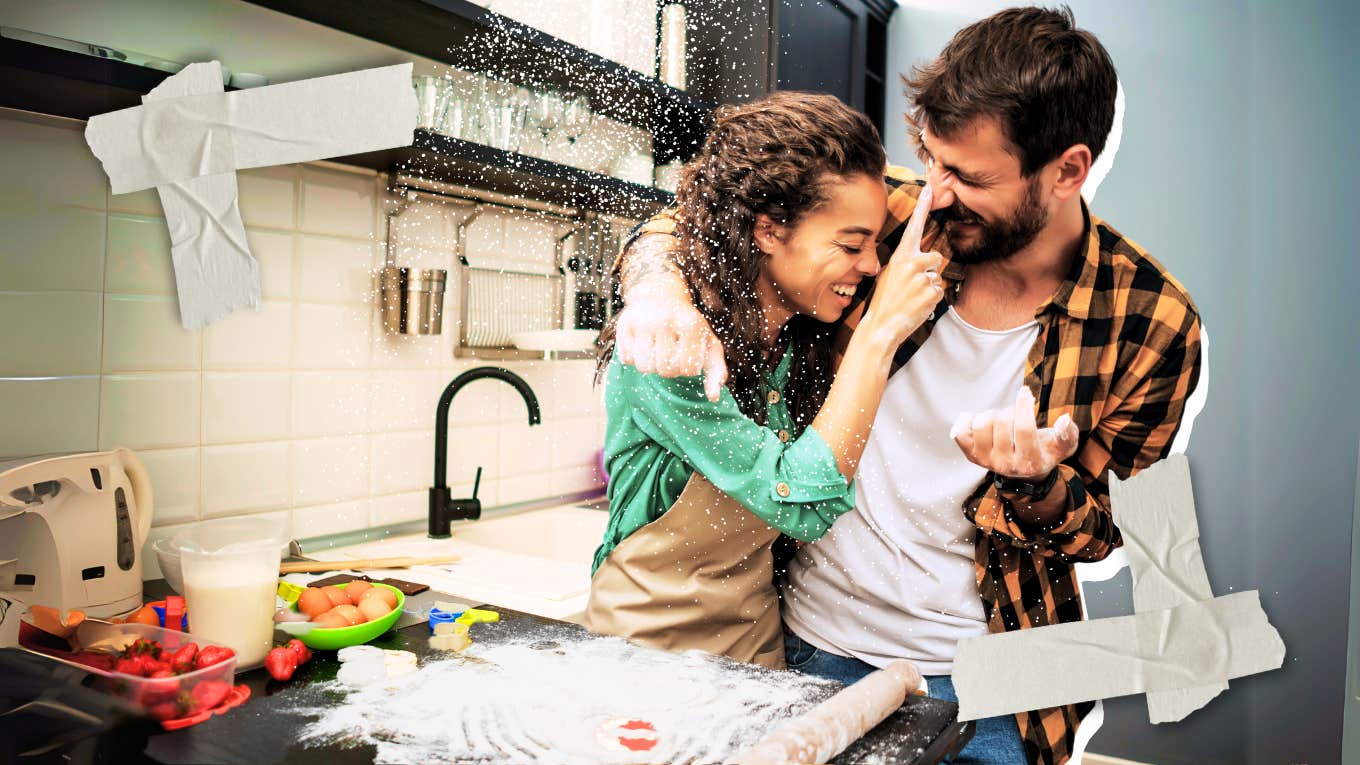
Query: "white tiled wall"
0 113 607 578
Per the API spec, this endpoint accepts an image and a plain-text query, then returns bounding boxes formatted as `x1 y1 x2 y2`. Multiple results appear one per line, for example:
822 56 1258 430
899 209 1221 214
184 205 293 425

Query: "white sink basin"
452 505 605 563
297 502 609 622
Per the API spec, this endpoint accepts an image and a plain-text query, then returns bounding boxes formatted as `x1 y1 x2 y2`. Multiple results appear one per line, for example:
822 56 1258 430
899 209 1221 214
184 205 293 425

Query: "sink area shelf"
0 34 674 218
244 0 713 165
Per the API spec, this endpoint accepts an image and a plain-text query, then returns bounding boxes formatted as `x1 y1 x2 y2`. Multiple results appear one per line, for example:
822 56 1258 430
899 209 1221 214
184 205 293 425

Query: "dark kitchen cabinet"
684 0 895 136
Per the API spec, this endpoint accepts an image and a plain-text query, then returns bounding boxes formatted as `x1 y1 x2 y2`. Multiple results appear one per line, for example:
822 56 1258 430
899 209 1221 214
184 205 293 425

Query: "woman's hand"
860 185 945 346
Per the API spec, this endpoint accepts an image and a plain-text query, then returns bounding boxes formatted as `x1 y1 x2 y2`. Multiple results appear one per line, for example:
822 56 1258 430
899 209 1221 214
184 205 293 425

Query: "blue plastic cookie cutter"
427 606 465 633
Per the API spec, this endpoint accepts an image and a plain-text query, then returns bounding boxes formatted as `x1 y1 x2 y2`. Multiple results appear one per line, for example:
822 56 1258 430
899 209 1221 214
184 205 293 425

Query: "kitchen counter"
137 584 973 765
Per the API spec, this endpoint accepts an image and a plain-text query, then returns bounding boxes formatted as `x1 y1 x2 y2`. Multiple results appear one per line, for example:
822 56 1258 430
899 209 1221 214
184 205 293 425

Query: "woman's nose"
925 161 956 211
858 248 881 276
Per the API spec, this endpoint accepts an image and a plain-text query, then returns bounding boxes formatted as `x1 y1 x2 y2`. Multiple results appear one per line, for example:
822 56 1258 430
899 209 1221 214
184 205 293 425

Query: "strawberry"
264 646 297 682
193 645 235 670
138 655 170 676
189 680 232 711
114 657 145 676
285 639 312 666
123 637 162 658
141 673 180 705
169 642 199 674
147 701 181 721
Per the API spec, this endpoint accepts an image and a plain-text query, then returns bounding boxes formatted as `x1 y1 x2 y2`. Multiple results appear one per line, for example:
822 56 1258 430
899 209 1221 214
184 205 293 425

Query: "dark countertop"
139 584 972 765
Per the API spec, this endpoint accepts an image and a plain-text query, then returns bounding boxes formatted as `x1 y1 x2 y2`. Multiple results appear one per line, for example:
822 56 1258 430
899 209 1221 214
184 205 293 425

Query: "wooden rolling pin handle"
278 554 460 574
731 659 923 765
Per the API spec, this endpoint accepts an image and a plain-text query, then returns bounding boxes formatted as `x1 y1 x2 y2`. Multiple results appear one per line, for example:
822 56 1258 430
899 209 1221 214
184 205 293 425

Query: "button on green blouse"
591 351 856 575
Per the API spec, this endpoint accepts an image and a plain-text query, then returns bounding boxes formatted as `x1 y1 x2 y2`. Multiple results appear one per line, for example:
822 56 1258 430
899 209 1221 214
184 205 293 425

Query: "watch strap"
993 467 1060 500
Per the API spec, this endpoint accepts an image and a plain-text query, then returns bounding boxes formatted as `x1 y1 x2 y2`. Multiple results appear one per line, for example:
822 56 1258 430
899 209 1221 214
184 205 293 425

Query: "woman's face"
756 173 888 324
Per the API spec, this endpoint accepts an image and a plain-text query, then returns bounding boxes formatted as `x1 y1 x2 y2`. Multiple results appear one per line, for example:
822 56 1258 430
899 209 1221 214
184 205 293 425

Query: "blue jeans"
784 631 1028 765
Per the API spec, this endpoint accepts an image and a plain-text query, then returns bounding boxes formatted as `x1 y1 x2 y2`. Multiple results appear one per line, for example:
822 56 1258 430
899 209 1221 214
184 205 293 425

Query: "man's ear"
753 213 784 255
1050 144 1092 201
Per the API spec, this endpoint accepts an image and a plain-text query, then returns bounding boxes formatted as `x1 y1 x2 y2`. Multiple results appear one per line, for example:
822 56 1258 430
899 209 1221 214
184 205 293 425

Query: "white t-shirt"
782 307 1040 675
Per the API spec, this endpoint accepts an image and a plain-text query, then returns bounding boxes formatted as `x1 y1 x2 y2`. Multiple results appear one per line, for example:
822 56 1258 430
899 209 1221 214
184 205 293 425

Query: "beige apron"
584 473 786 669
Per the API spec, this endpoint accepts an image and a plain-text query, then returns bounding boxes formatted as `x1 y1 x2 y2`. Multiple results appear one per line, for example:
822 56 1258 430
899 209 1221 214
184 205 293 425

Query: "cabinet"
685 0 895 136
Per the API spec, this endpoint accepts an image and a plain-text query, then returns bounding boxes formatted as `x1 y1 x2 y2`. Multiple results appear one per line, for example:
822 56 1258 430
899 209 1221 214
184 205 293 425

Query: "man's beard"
936 179 1048 265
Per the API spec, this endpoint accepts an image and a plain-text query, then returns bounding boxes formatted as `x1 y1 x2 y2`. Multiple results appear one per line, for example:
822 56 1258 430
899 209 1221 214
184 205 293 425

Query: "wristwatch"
993 468 1060 500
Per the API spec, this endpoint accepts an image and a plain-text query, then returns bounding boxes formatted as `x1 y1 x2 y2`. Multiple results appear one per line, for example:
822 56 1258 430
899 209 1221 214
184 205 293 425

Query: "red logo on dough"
595 717 658 752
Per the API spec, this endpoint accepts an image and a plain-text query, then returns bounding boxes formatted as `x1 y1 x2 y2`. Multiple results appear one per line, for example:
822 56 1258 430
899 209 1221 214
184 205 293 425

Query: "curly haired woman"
585 92 943 668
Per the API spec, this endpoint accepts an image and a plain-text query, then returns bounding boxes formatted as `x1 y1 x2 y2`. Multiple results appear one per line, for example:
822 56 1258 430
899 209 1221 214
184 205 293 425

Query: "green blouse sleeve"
614 361 855 541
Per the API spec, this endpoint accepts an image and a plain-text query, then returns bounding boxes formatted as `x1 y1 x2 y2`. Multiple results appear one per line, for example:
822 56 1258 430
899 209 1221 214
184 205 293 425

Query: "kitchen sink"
451 505 605 563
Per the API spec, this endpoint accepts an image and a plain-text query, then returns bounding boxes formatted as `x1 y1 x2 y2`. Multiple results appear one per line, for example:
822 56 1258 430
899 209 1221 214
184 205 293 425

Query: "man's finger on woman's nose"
900 185 934 255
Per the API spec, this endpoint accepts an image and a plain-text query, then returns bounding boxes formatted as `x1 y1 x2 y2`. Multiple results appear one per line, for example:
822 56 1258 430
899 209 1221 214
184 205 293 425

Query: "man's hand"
950 387 1079 481
616 280 728 402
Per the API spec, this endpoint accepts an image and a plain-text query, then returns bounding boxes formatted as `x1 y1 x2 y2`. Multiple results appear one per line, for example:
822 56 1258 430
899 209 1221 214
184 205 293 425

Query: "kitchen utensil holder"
386 176 627 360
379 265 448 335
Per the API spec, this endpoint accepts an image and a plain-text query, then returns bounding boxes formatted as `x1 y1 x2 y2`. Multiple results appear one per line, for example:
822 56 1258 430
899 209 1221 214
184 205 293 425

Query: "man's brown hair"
905 5 1117 176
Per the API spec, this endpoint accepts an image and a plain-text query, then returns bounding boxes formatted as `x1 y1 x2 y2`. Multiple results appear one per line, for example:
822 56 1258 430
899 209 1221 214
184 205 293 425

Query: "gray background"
884 2 1360 763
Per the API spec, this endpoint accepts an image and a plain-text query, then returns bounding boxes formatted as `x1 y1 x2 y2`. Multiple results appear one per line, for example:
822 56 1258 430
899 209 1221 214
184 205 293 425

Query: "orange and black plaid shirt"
842 166 1202 764
622 165 1202 765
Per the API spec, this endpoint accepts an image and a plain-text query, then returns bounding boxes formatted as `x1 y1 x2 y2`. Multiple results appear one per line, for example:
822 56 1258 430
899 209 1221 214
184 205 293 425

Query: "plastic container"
291 582 406 651
19 620 236 720
176 517 286 669
151 534 185 594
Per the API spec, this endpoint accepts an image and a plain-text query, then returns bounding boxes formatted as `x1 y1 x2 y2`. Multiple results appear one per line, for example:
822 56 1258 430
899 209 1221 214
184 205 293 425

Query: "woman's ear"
753 213 784 256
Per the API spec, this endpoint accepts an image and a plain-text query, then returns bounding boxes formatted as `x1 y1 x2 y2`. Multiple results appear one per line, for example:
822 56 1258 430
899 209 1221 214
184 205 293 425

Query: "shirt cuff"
977 465 1089 548
767 425 853 505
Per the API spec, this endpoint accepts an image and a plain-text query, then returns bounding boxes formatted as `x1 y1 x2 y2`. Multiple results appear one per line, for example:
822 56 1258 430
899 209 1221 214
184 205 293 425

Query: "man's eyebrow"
919 137 991 183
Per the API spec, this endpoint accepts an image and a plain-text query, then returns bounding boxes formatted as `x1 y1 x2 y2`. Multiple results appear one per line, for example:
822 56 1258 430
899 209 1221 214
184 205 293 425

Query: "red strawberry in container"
194 646 235 670
189 680 233 713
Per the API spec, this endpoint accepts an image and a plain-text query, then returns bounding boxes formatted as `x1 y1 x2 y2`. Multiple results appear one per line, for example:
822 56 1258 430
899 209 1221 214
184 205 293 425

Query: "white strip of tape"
1110 454 1227 723
84 62 415 329
87 63 416 193
142 62 259 330
953 590 1284 722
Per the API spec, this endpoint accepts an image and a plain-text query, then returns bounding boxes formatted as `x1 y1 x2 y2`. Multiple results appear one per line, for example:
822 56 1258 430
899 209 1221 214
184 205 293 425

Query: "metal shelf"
0 35 674 219
454 346 596 362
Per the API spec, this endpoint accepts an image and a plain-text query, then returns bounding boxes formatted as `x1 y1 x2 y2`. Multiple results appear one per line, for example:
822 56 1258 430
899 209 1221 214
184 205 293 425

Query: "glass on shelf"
413 75 454 131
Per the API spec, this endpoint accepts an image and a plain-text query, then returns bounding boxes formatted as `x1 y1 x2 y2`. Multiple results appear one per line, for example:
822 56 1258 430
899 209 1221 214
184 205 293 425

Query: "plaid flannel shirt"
620 164 1202 765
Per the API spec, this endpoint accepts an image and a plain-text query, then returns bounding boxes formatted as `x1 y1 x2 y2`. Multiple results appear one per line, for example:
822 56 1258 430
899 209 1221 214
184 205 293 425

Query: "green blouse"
591 351 856 575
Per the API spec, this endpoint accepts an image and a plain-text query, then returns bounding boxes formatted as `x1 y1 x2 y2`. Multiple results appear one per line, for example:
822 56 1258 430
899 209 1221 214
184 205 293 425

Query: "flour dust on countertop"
287 622 840 764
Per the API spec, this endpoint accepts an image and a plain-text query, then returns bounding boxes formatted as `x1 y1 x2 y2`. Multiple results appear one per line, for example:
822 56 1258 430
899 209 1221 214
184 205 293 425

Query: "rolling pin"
278 554 460 574
732 659 923 765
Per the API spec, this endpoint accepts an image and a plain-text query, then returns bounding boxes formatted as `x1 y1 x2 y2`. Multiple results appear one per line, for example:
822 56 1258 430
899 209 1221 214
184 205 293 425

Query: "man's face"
918 118 1049 265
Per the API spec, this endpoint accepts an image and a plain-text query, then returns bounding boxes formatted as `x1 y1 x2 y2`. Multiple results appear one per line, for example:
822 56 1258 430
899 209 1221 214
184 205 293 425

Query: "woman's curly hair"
602 92 885 430
680 92 885 428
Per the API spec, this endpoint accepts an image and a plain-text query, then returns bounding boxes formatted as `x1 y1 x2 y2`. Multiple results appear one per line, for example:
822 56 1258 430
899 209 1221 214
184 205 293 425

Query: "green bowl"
293 582 405 651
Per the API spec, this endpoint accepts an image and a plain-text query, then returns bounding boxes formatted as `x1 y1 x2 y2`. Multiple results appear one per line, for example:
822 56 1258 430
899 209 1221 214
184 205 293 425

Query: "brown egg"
298 588 333 619
344 580 373 604
311 610 349 629
331 604 365 625
321 586 349 607
357 596 391 622
359 586 398 610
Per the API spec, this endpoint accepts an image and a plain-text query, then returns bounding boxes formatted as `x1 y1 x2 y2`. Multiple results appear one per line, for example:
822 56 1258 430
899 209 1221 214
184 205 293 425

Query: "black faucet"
430 366 541 538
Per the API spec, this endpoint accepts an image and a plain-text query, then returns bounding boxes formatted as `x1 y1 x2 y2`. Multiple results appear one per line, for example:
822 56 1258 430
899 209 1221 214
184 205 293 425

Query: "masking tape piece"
86 63 417 194
952 590 1284 722
1110 454 1226 722
141 62 259 330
